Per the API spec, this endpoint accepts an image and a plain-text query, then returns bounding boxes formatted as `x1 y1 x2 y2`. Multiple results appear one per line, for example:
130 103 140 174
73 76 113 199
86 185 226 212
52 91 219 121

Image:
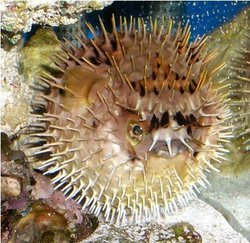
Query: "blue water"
185 1 249 38
23 1 249 44
85 1 249 40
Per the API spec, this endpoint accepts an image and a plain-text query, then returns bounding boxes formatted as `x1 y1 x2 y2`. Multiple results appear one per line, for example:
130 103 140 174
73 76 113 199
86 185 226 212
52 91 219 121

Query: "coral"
1 177 22 197
0 0 113 44
1 28 63 137
7 203 71 242
0 47 30 136
1 133 30 199
1 133 98 242
171 223 201 242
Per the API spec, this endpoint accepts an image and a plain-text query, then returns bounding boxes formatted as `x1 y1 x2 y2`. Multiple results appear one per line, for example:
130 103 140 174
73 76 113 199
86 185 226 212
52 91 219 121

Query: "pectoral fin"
61 66 108 108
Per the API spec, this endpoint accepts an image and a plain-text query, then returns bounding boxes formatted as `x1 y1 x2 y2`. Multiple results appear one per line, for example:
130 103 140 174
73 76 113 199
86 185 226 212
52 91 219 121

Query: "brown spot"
139 84 145 97
189 113 197 125
160 111 169 128
149 114 159 132
187 126 192 136
174 111 188 126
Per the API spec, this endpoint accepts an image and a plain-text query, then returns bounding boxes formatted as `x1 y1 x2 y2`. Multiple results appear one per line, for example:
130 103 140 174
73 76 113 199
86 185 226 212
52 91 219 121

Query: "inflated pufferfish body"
30 16 232 224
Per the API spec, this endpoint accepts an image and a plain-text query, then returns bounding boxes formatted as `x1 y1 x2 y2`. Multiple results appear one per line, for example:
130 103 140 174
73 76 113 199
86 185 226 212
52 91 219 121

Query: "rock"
1 176 22 197
166 200 249 243
7 203 70 243
0 0 114 44
2 200 98 243
84 200 248 242
1 133 32 212
1 133 28 203
200 171 250 241
31 173 55 200
1 28 63 143
0 47 30 137
1 132 99 242
171 223 201 242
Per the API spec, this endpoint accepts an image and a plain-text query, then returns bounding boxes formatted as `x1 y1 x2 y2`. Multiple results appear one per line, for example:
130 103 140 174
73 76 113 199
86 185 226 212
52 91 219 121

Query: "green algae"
20 28 65 84
8 203 71 243
172 223 201 243
204 8 250 175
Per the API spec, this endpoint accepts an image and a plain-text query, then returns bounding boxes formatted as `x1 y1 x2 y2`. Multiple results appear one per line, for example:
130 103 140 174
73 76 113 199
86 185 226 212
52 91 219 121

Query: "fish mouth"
148 140 195 159
127 141 193 166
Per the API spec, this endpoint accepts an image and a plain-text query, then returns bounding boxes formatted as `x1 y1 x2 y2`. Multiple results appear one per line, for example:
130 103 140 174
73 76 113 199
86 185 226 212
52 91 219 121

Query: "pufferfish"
29 15 232 224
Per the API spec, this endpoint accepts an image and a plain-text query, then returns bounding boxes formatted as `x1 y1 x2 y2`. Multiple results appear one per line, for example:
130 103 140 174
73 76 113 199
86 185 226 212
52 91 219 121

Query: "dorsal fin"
61 66 108 108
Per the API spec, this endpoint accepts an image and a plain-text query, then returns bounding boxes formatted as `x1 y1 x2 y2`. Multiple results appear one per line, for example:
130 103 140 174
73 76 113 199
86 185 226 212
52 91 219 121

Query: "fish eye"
132 125 143 136
128 121 144 145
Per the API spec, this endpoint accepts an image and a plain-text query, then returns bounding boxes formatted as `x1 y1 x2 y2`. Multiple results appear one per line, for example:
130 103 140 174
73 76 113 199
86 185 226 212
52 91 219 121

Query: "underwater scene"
1 1 250 242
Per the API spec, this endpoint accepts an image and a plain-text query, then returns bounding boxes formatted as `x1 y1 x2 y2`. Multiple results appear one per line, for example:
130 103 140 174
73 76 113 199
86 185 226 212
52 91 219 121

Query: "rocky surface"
1 28 64 140
200 172 250 241
85 200 248 243
1 0 113 45
85 222 202 242
1 133 99 242
0 46 30 137
2 176 22 197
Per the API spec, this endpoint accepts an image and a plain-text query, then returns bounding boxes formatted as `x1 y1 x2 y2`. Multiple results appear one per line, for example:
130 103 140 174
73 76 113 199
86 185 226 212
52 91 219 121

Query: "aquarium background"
84 1 249 40
24 1 249 43
2 1 249 242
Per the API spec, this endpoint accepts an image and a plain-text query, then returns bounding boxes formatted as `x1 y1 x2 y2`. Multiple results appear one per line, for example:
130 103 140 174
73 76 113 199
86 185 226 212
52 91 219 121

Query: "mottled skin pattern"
29 16 232 224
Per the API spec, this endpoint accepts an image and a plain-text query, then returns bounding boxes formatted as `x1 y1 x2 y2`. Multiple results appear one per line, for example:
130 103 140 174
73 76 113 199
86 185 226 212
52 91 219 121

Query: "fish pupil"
133 125 143 136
